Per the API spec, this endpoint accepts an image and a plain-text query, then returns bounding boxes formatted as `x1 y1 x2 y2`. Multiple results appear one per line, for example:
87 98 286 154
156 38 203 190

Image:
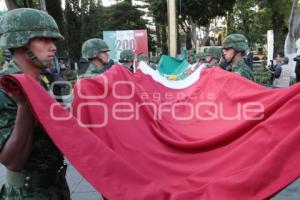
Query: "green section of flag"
157 55 189 75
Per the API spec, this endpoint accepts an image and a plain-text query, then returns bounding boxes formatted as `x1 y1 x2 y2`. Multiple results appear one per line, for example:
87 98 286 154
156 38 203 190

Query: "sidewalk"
1 163 300 199
0 163 103 200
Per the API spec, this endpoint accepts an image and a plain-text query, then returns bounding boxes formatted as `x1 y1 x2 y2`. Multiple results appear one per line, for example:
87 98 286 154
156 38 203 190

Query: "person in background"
273 57 292 88
222 33 253 80
79 38 110 78
293 54 300 82
137 53 149 65
119 49 135 73
195 52 206 67
187 48 196 64
204 47 222 68
149 56 159 70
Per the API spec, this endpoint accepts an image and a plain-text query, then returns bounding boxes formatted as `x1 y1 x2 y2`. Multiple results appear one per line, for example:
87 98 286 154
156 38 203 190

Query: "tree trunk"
161 26 168 54
5 0 19 10
46 0 66 56
191 22 197 49
272 11 288 57
40 0 47 11
186 27 192 50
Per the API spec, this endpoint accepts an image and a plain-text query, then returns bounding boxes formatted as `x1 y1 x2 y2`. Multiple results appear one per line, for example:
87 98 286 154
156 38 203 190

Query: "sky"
0 0 114 11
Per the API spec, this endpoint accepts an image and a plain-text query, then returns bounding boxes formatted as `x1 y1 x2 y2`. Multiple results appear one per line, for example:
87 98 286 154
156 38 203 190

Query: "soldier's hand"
12 94 28 106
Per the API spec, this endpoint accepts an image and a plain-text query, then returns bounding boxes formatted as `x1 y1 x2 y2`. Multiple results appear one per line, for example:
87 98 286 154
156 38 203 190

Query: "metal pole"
167 0 177 57
40 0 47 11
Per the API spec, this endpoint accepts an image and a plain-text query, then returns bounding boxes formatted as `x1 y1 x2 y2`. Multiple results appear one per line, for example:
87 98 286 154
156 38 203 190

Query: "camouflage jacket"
227 59 254 80
79 63 109 78
0 61 69 199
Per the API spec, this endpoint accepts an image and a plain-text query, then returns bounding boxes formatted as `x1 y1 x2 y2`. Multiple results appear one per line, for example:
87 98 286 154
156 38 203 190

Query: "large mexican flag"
2 62 300 199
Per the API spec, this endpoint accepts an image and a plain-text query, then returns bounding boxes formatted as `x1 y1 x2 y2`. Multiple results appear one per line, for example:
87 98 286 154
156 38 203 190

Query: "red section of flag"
134 30 148 56
2 66 300 199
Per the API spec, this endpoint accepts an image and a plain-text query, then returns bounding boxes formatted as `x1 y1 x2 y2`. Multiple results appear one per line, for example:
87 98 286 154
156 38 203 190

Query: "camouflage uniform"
0 8 70 199
227 59 254 80
137 54 148 63
223 34 253 80
80 63 110 78
149 56 159 70
80 38 110 78
187 49 196 64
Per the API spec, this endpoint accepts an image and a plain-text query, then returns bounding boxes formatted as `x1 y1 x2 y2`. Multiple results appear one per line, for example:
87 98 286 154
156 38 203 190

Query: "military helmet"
138 54 148 62
150 56 159 64
223 33 249 52
119 49 135 62
82 38 110 59
205 47 222 59
195 52 205 60
0 8 63 49
188 48 196 56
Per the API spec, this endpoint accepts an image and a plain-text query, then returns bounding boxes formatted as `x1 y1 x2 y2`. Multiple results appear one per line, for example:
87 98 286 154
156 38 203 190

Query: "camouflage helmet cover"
195 52 205 60
0 8 63 49
205 47 222 59
149 56 159 64
223 33 249 52
187 48 196 56
119 49 135 62
138 54 148 62
81 38 110 59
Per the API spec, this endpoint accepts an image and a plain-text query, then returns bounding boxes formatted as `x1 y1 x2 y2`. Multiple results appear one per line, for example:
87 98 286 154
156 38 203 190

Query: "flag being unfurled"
1 62 300 200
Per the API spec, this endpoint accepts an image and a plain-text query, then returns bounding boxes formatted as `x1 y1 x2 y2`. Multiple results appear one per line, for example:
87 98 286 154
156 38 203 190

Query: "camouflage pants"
0 177 70 200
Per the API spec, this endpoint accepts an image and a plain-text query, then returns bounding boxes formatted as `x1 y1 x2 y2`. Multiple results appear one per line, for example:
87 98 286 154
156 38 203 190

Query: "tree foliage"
228 0 292 56
46 0 66 55
5 0 39 10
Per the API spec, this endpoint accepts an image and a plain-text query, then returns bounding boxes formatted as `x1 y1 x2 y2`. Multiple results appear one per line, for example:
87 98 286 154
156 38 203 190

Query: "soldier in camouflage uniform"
149 56 159 70
80 38 110 78
137 53 148 65
204 47 222 68
0 8 70 199
195 52 206 66
222 33 254 80
187 49 196 64
119 49 135 73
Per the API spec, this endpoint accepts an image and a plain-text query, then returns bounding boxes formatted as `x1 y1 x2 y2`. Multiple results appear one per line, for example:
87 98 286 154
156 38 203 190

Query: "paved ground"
0 163 300 199
0 163 103 200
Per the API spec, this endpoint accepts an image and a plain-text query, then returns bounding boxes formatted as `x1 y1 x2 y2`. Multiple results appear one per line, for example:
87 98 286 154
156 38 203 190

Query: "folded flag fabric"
1 64 300 200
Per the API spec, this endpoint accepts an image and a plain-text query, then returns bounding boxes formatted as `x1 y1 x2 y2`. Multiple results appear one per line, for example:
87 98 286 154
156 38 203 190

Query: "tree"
102 1 147 30
65 0 82 61
258 0 292 57
144 0 168 54
145 0 235 54
5 0 39 10
227 0 266 47
46 0 66 56
178 0 235 49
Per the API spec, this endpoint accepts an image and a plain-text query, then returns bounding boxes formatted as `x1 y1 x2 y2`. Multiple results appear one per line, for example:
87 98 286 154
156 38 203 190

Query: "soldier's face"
222 48 235 62
28 37 57 62
98 51 109 64
205 55 213 63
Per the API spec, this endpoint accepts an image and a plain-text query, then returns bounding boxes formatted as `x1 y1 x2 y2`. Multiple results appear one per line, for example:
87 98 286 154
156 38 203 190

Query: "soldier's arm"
0 94 35 171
